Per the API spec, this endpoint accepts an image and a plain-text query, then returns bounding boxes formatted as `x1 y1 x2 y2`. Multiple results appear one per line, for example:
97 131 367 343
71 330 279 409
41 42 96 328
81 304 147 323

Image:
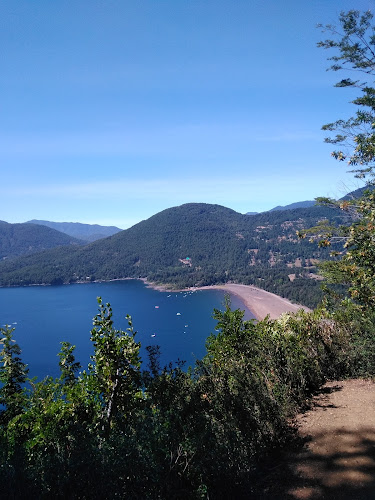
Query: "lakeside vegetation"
0 204 347 308
1 297 374 499
1 8 375 499
1 179 375 497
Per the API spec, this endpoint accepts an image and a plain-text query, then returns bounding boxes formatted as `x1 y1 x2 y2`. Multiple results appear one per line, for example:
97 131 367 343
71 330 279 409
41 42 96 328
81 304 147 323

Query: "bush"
0 299 373 498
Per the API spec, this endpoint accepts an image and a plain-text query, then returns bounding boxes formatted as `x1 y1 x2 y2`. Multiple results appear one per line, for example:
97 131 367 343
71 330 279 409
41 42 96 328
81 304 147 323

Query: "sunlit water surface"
0 280 253 380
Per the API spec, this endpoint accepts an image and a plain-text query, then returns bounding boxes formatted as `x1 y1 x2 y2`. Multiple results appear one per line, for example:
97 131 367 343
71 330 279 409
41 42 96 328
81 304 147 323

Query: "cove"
0 279 253 380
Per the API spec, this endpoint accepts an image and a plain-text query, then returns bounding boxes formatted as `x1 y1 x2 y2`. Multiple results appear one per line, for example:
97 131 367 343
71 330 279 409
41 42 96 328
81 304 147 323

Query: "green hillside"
0 203 346 307
27 220 122 242
0 221 83 260
269 200 316 211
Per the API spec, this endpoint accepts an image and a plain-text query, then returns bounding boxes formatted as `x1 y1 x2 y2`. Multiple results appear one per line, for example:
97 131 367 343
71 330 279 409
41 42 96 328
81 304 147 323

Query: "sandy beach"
141 279 310 320
196 284 310 320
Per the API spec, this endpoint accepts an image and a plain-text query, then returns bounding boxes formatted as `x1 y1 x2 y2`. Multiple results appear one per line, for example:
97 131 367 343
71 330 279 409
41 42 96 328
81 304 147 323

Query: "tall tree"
58 341 81 386
318 9 375 183
308 10 375 310
89 297 143 434
0 326 29 423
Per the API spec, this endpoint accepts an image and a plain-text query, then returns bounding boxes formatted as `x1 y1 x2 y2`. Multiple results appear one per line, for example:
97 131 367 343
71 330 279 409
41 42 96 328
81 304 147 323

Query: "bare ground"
197 283 310 320
141 280 310 319
257 379 375 500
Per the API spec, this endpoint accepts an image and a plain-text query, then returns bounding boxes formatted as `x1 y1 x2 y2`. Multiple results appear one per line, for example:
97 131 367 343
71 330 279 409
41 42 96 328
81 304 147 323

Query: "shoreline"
140 279 310 320
196 284 311 320
1 277 310 321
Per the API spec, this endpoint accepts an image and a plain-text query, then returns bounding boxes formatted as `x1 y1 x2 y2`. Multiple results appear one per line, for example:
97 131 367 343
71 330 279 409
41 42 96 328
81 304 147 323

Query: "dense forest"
2 9 375 499
0 195 373 498
27 220 122 242
0 295 374 499
0 203 348 308
1 282 374 498
0 220 83 259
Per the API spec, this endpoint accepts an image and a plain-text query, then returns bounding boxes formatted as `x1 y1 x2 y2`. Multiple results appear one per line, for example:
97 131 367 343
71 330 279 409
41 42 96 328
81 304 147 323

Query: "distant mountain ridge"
246 200 316 215
246 185 371 215
0 221 82 260
339 185 374 200
1 185 368 300
268 200 316 211
27 220 122 242
0 202 348 307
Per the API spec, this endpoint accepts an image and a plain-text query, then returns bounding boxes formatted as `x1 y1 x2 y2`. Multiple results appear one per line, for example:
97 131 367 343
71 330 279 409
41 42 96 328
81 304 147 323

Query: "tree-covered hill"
268 200 316 211
246 186 370 215
0 221 83 260
0 203 346 306
339 185 374 201
27 220 123 242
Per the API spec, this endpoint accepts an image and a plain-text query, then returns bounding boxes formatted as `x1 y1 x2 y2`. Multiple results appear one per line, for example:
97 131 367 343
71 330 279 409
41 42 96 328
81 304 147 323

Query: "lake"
0 280 253 380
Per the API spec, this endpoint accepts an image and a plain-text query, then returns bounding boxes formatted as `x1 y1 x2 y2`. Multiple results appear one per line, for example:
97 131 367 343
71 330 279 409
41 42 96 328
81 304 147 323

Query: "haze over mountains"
0 201 349 308
245 200 317 214
268 200 316 212
27 220 122 242
0 220 82 260
0 220 122 261
1 188 367 307
245 186 373 214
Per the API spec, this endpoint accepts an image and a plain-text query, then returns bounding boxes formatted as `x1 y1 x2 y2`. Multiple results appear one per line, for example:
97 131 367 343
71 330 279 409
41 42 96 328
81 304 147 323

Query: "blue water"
0 280 253 380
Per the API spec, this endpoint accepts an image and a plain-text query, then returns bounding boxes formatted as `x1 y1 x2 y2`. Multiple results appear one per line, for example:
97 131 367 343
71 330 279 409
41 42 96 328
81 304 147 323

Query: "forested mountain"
245 200 315 215
3 10 375 499
339 185 374 201
0 203 347 306
0 221 82 260
245 186 371 215
27 220 122 242
268 200 316 211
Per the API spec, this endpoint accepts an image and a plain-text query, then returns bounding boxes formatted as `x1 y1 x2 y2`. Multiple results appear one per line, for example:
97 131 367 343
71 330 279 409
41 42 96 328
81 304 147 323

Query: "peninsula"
199 283 310 320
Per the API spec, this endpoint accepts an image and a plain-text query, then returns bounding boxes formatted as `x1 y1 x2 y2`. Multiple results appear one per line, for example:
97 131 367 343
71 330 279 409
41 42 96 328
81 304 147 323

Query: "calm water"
0 280 253 380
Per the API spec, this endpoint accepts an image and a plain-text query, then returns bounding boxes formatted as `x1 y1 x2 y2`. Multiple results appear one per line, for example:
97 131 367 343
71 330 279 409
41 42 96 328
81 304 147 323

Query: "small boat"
151 333 156 337
155 306 159 309
176 312 181 316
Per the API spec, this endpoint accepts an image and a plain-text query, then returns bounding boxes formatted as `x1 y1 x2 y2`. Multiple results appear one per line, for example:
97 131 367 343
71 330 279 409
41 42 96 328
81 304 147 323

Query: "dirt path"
259 379 375 499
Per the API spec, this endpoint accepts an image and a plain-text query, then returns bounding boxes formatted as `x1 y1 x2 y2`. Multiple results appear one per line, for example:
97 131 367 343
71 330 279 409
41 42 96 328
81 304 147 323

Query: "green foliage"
2 9 375 498
0 203 345 308
88 298 143 434
58 342 81 385
311 11 375 311
4 10 375 497
0 326 29 424
318 190 375 309
0 301 146 498
329 299 375 377
318 10 375 181
2 297 370 498
28 219 122 242
0 220 82 260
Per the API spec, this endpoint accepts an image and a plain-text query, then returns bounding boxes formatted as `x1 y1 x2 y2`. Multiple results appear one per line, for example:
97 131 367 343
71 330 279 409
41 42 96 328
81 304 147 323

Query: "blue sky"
1 0 374 229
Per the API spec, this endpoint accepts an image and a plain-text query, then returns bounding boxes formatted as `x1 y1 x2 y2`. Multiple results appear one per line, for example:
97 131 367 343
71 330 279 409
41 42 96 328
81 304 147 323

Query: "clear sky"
1 0 374 229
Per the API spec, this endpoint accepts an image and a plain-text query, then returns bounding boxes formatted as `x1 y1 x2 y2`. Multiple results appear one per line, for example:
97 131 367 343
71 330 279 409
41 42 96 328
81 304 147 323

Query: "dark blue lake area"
0 280 253 380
